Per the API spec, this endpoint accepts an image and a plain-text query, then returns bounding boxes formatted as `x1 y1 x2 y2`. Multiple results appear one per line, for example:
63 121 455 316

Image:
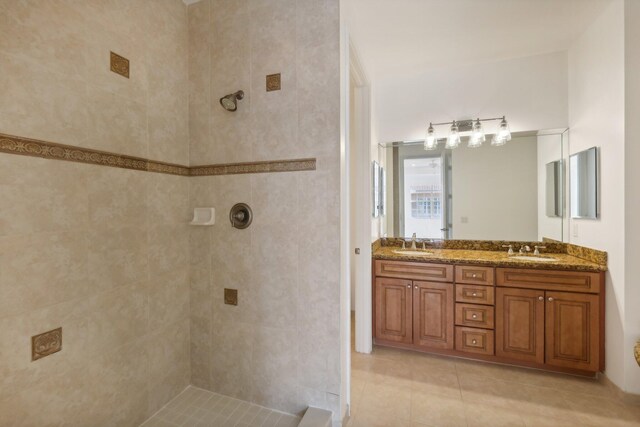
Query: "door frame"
350 42 374 356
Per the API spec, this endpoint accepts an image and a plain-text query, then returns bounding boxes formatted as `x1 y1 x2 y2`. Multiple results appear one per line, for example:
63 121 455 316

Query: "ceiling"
345 0 611 81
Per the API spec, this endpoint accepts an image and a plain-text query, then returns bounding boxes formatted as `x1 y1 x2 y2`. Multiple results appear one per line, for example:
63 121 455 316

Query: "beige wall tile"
148 269 190 331
0 1 191 425
88 167 148 228
148 223 189 276
0 232 90 318
188 0 341 418
0 52 88 147
87 225 149 293
86 85 148 158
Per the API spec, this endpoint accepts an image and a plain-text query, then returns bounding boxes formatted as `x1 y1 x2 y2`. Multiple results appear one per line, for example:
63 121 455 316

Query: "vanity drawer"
456 284 495 305
375 260 453 282
455 265 495 286
496 268 602 294
455 327 494 355
455 303 494 329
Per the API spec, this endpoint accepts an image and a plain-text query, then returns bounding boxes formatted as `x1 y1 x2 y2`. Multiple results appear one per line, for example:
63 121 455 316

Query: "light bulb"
445 120 460 149
424 123 438 150
492 116 511 146
491 134 507 146
468 118 485 148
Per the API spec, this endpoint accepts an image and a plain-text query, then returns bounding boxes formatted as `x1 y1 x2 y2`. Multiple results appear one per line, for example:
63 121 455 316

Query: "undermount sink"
511 255 557 262
393 250 434 256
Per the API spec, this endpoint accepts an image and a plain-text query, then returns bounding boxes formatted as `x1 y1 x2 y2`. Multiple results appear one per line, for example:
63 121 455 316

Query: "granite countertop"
373 246 607 272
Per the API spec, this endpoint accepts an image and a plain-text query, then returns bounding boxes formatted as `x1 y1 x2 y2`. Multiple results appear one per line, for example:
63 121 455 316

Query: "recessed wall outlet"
110 51 130 78
266 73 281 91
32 327 62 361
224 288 238 306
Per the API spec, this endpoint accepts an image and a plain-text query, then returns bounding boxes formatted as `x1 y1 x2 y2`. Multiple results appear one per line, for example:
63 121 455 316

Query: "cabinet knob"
472 273 477 278
472 314 478 319
414 285 418 289
538 296 544 301
548 297 554 302
407 284 412 288
472 292 477 297
472 339 477 344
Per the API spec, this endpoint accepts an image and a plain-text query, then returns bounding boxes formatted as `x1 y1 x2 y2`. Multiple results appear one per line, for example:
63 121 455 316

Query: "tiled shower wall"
187 0 341 421
0 1 191 425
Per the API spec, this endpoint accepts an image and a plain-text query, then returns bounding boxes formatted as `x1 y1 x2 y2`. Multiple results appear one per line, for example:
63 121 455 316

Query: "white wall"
623 0 640 395
537 134 565 241
568 0 628 391
452 136 538 241
374 51 569 143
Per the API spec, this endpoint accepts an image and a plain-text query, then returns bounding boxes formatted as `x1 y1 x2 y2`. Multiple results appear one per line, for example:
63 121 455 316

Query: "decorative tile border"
190 158 316 176
0 133 315 176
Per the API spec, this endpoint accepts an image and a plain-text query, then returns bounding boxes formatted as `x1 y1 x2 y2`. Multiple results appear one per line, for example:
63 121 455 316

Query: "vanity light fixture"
424 116 511 150
445 120 461 149
424 123 438 150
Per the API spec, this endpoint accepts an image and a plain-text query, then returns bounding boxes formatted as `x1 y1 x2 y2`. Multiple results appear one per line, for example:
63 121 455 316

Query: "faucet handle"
402 240 406 250
533 245 546 256
502 245 514 255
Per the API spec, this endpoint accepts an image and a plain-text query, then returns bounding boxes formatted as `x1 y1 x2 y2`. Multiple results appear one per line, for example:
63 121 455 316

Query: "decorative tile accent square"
266 73 281 91
32 327 62 361
224 288 238 306
110 51 130 78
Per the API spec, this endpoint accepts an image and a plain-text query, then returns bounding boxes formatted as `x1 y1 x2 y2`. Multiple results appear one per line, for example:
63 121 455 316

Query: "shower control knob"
229 203 253 229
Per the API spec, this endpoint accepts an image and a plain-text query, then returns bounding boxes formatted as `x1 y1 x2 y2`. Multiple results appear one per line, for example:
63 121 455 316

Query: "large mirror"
380 130 569 241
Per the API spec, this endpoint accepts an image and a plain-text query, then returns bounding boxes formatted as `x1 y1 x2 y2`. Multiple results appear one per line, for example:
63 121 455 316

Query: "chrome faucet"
533 245 546 256
410 233 417 250
519 245 531 255
502 245 514 255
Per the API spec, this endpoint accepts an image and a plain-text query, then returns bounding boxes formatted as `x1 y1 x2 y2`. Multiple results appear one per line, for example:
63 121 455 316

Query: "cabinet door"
546 291 599 372
413 281 454 350
375 277 413 344
496 287 545 363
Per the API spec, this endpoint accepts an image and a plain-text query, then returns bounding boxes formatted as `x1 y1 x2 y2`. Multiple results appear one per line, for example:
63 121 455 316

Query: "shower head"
219 90 244 112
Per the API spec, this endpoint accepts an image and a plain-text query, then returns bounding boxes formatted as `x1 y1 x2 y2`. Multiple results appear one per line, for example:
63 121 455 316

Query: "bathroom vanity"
372 241 607 375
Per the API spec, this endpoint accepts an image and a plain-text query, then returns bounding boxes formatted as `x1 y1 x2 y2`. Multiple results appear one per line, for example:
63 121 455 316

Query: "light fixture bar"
429 117 505 126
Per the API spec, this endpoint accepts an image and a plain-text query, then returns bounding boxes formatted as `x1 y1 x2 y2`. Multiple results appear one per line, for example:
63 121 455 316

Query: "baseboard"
601 373 640 405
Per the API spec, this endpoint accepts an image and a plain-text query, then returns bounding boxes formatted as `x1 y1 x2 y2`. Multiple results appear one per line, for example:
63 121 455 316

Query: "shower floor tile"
141 386 301 427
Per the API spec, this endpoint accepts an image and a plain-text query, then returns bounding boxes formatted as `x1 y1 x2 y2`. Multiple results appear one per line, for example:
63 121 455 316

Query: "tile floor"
348 320 640 427
141 386 301 427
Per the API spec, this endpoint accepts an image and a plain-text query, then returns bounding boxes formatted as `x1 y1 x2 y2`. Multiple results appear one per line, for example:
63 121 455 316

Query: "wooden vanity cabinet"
495 287 545 363
374 263 455 350
413 281 454 350
374 277 413 344
496 268 603 372
374 259 605 375
545 291 600 372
